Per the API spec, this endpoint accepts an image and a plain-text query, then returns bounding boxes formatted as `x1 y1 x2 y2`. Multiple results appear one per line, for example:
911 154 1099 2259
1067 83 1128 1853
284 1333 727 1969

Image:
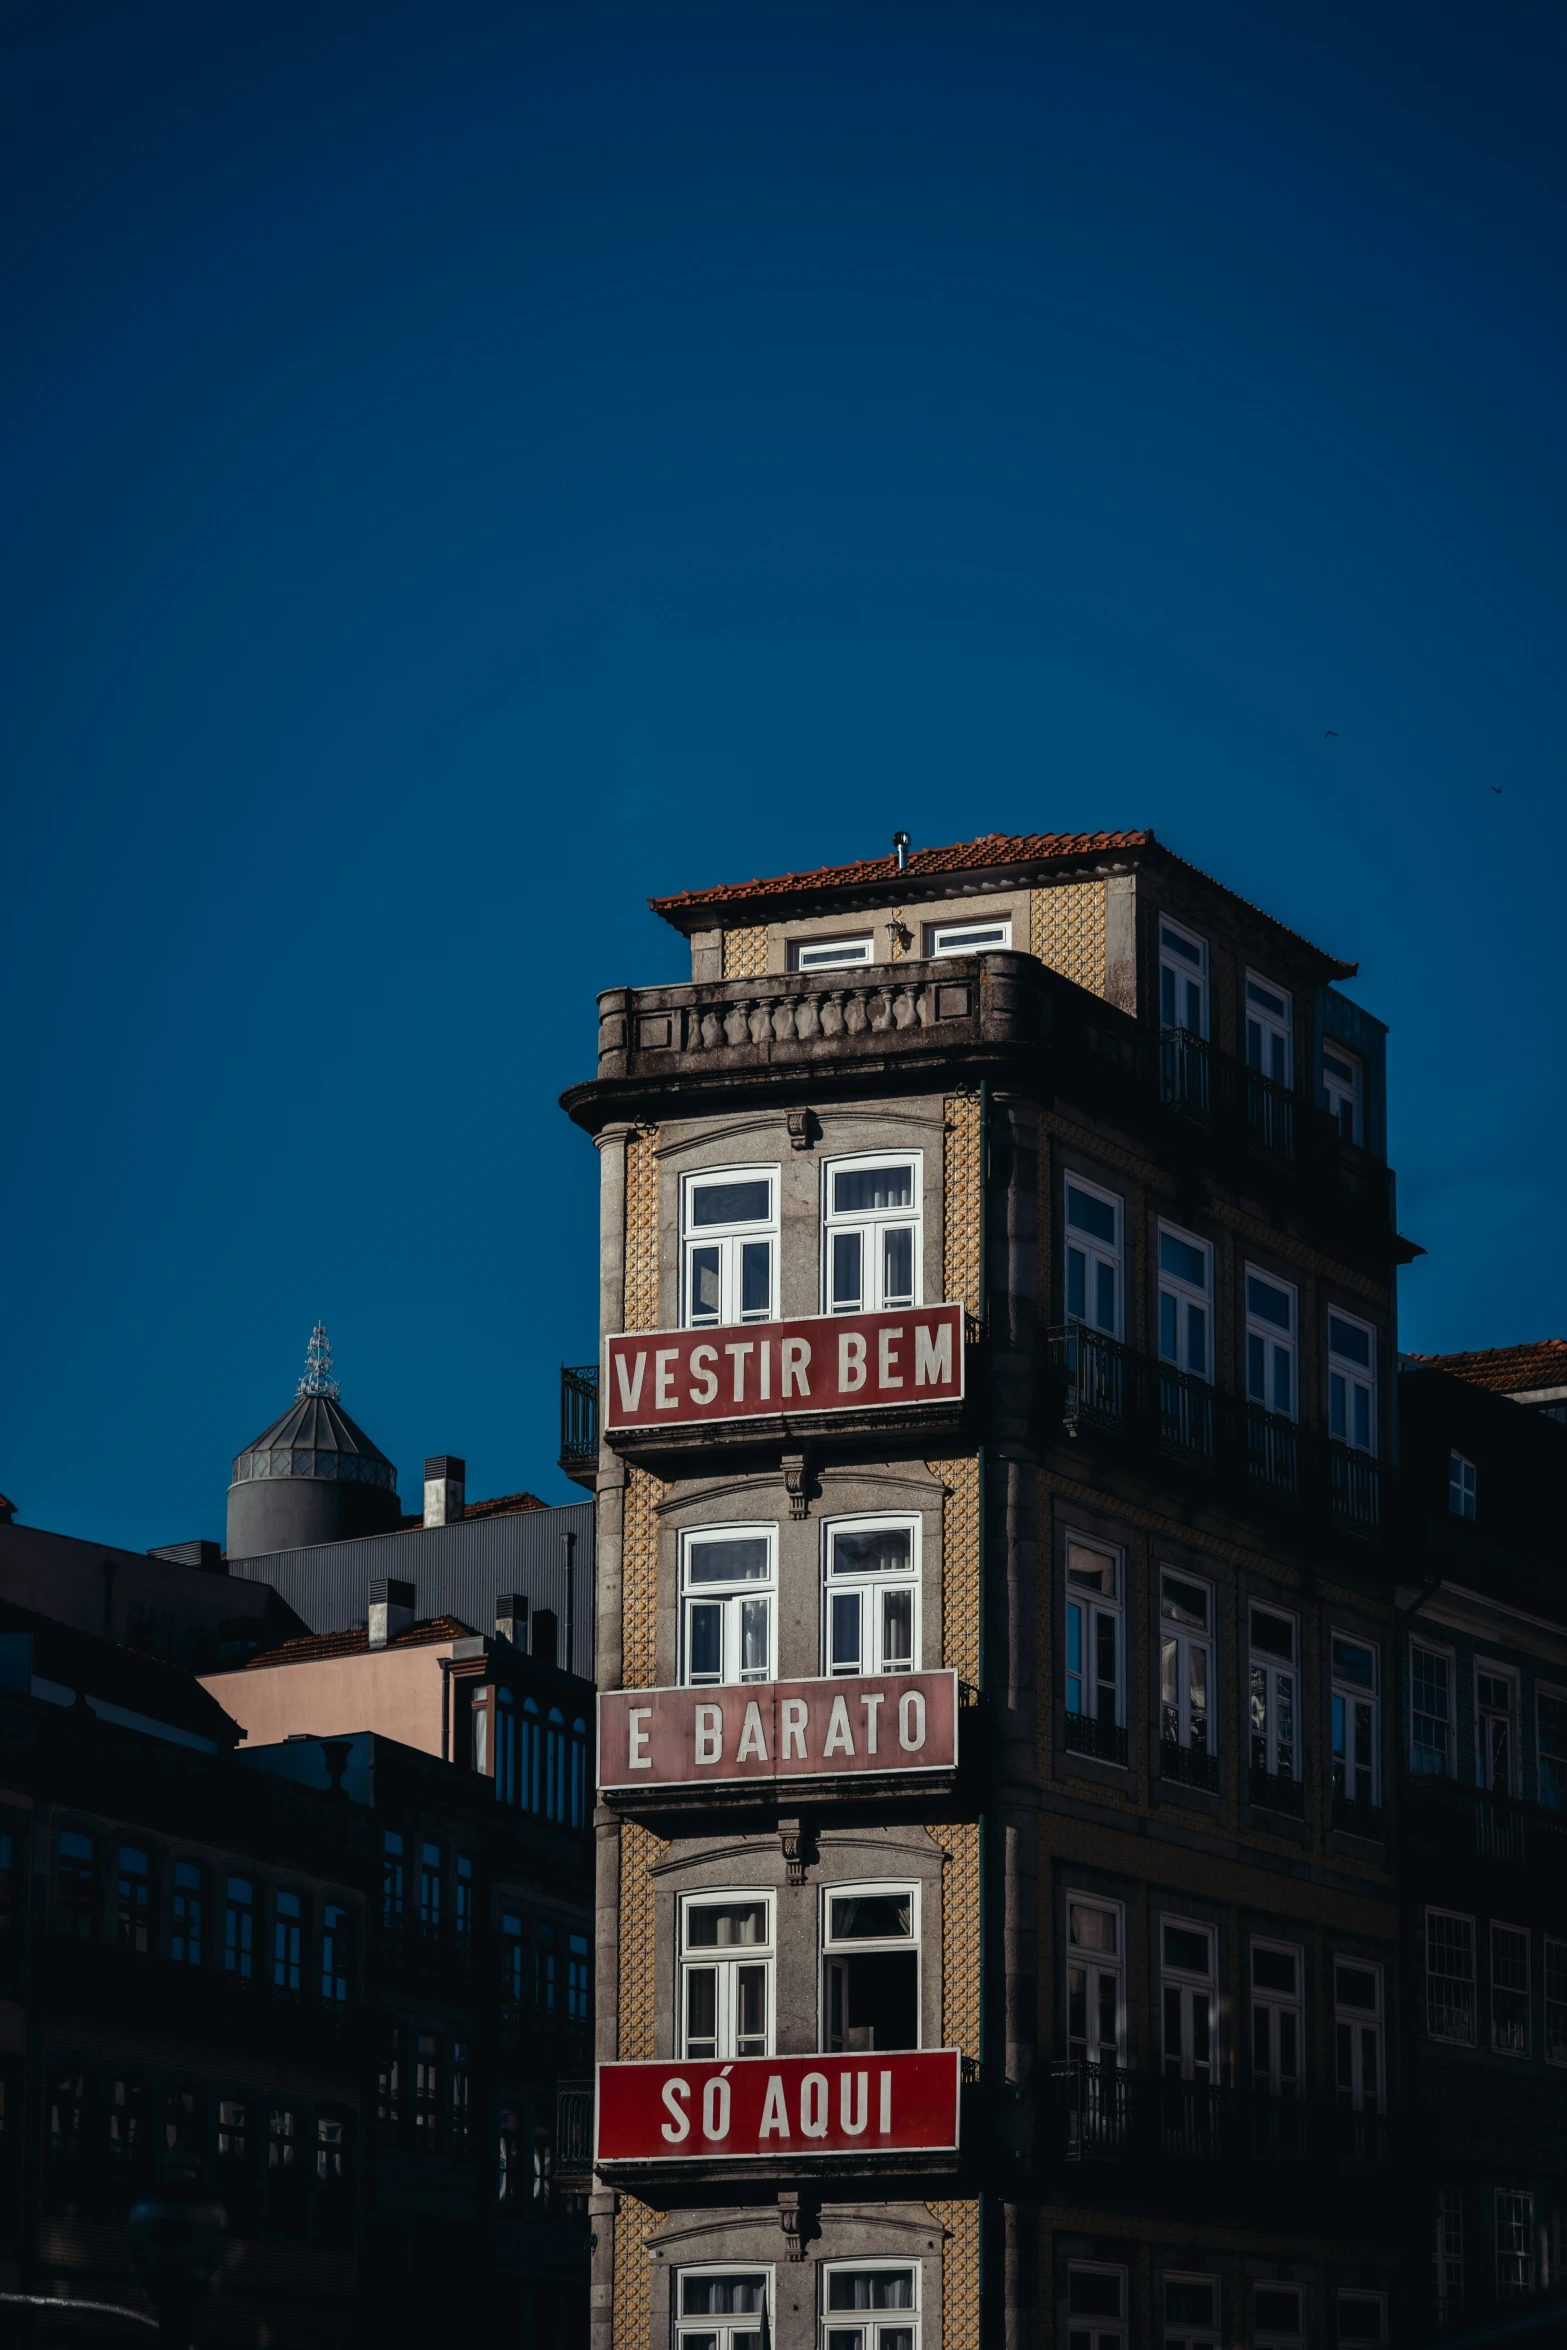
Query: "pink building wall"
201 1641 458 1755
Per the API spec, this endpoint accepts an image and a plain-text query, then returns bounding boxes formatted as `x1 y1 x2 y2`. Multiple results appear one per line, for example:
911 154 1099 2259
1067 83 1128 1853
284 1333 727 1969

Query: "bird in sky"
1324 729 1339 737
1491 785 1503 794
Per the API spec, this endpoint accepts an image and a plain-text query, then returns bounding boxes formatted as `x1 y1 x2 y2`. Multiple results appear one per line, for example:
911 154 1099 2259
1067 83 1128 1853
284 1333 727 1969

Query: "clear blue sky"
4 0 1563 1549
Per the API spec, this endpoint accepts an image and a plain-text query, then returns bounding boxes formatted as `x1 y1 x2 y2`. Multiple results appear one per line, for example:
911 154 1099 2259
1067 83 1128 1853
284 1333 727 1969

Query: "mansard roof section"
649 827 1358 980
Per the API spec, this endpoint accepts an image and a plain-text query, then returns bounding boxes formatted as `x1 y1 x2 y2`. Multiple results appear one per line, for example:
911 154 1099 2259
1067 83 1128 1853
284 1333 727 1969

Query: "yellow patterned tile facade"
623 1126 662 1335
721 924 769 979
612 2192 665 2350
1030 879 1106 996
933 1817 981 2062
617 1816 667 2059
622 1466 668 1689
928 2198 981 2348
942 1095 983 1327
927 1454 981 1688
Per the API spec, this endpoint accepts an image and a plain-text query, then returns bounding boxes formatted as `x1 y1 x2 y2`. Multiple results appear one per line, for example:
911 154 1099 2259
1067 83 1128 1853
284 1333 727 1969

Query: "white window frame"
1327 1310 1377 1455
927 913 1013 957
1425 1907 1476 2046
1159 1916 1217 2083
1322 1045 1363 1144
821 1151 923 1316
821 1880 921 2055
1330 1633 1381 1810
677 2265 776 2350
1066 2263 1127 2350
1448 1451 1476 1519
821 1514 922 1678
1065 1176 1123 1340
679 1891 775 2062
1248 1604 1300 1783
1543 1934 1567 2065
1065 1539 1125 1747
682 1166 779 1330
1244 973 1293 1087
1162 2272 1220 2350
1065 1894 1125 2066
1333 1956 1384 2112
1159 918 1209 1039
1158 1223 1213 1383
1158 1567 1215 1760
820 2260 921 2350
679 1524 777 1689
794 934 874 972
1495 2190 1536 2298
1254 2283 1306 2350
1250 1939 1304 2099
1489 1921 1530 2058
1434 2190 1465 2325
1475 1663 1517 1796
1539 1687 1567 1814
1409 1641 1454 1778
1335 2290 1386 2346
1244 1269 1297 1421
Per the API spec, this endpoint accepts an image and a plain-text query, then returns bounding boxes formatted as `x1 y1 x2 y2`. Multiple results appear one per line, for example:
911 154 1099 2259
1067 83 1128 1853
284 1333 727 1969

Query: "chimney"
495 1594 528 1648
368 1578 416 1647
423 1456 466 1528
147 1539 224 1572
531 1608 558 1668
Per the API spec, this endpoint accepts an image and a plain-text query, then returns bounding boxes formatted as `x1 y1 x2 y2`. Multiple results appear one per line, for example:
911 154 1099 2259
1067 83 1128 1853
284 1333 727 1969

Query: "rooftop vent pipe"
368 1578 416 1648
892 830 910 873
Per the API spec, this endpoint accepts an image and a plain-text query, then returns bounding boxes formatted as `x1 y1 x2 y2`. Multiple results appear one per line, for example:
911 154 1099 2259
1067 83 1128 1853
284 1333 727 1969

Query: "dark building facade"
563 829 1429 2350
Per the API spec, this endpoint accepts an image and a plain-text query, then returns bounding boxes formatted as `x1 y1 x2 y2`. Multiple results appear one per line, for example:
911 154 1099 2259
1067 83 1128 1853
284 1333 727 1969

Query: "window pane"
832 1527 913 1575
688 1604 722 1681
739 1599 770 1677
831 1592 863 1670
829 1893 911 1941
834 1166 914 1212
1251 1610 1295 1661
1160 1233 1208 1288
1328 1315 1371 1365
1247 1275 1291 1330
687 1539 771 1584
1333 1638 1375 1687
740 1241 771 1316
828 2270 915 2309
1252 1945 1297 1993
686 1902 769 1948
691 1181 771 1227
691 1246 721 1319
882 1226 914 1303
1161 1574 1208 1629
881 1590 914 1671
1163 1923 1211 1974
1095 1261 1116 1331
1066 1186 1117 1244
1161 926 1202 968
832 1229 863 1308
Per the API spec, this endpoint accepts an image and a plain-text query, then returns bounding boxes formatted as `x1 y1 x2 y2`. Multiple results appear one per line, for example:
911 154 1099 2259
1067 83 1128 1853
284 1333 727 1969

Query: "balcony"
1065 1712 1128 1768
1158 1031 1310 1171
1051 1323 1381 1537
1045 2062 1389 2172
1160 1739 1220 1794
1403 1776 1567 1890
1247 1763 1306 1819
559 1363 599 1488
1330 1791 1387 1842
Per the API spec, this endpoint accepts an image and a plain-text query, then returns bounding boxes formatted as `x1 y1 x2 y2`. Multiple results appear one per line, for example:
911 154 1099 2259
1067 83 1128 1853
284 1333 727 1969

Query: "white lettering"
878 1327 904 1389
839 1330 867 1391
660 2077 691 2142
781 1337 812 1397
724 1342 754 1400
759 2074 790 2138
701 2069 732 2142
840 2070 869 2136
654 1348 678 1410
859 1692 885 1754
781 1698 809 1760
627 1705 653 1769
914 1321 953 1387
694 1703 723 1765
879 2069 893 2132
614 1352 647 1413
688 1344 718 1405
800 2072 829 2138
823 1695 855 1758
759 1340 771 1401
898 1690 927 1751
737 1701 769 1763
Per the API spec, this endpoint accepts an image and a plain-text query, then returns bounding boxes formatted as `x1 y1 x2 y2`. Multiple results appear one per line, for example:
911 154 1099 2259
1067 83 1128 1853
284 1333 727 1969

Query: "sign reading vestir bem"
596 2049 962 2163
603 1302 965 1432
599 1670 959 1791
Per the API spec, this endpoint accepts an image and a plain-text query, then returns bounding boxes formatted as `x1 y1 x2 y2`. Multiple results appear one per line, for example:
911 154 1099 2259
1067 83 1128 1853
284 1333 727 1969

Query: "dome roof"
229 1326 398 1496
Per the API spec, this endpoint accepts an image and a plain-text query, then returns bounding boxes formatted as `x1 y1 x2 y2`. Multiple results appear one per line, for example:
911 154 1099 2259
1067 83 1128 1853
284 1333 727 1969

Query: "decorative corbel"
778 2190 817 2260
779 1816 812 1886
781 1450 813 1521
786 1106 818 1151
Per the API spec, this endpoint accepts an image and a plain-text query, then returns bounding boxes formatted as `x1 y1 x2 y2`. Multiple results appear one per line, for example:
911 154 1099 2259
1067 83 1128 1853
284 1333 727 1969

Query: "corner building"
563 831 1414 2350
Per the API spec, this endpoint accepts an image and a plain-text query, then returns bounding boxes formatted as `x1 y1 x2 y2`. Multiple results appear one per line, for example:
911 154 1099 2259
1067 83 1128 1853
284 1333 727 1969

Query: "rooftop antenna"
296 1321 341 1401
892 830 911 873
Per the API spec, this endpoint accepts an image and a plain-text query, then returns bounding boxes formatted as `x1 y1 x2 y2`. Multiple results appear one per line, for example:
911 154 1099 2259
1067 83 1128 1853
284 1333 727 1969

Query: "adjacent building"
563 829 1427 2350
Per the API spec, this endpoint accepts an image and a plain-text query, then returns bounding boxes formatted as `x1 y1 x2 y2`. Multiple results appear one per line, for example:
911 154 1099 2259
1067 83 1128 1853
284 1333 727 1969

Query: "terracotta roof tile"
1404 1340 1567 1396
650 831 1152 911
243 1615 474 1669
394 1490 549 1532
649 827 1356 975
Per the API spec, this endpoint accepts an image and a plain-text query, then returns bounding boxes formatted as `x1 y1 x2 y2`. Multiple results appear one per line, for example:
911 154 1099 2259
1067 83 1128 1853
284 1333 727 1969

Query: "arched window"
522 1699 542 1815
570 1718 588 1828
546 1709 566 1823
494 1690 516 1808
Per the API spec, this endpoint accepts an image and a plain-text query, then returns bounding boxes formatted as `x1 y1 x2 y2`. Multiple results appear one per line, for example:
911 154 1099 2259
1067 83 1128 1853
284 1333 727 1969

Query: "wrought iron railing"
1046 2063 1389 2169
1403 1776 1567 1868
555 2079 594 2170
1161 1740 1220 1793
1248 1763 1306 1818
559 1364 599 1481
1331 1793 1387 1841
1065 1712 1128 1767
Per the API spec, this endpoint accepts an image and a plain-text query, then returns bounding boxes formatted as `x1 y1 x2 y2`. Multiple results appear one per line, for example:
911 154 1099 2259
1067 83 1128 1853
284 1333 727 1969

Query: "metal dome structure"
226 1325 401 1560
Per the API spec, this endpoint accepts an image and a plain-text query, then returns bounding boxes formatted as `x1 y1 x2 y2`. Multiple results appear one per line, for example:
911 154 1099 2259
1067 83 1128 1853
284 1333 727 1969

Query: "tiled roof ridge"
1405 1339 1567 1390
395 1489 550 1531
242 1614 474 1669
648 827 1356 975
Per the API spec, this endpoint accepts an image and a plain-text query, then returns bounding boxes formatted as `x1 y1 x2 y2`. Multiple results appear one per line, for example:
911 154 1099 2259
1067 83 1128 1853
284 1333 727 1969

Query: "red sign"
595 2050 961 2163
599 1671 958 1791
603 1304 965 1432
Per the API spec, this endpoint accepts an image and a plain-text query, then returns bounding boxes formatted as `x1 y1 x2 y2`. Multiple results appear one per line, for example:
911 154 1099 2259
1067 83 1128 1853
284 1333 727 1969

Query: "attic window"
793 935 873 972
929 916 1012 956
